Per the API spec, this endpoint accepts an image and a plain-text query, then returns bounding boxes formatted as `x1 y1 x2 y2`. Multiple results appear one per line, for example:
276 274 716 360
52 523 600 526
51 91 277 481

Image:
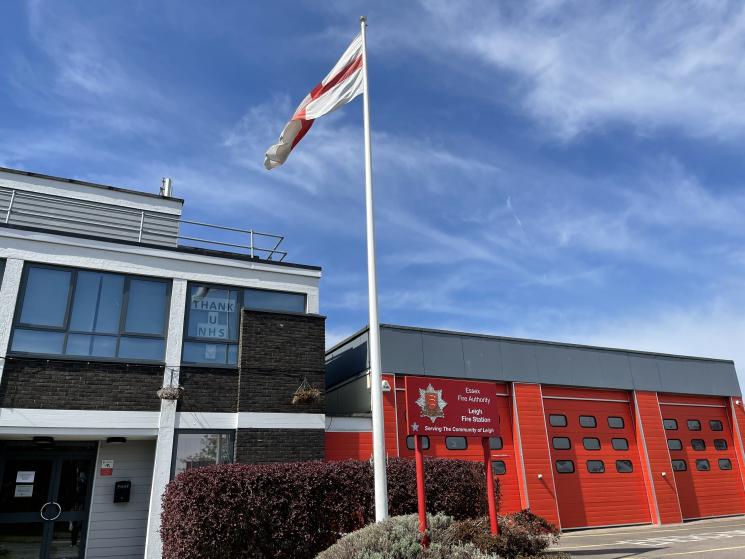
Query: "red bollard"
414 434 430 546
482 437 499 535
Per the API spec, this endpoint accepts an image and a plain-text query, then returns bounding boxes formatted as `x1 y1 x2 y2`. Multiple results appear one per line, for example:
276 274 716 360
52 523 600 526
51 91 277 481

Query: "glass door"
0 447 95 559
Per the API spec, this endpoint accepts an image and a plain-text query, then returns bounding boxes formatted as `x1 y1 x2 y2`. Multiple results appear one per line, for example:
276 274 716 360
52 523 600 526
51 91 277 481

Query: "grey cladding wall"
326 325 741 397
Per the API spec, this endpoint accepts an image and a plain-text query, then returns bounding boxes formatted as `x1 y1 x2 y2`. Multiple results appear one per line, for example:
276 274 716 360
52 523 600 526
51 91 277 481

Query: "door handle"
40 501 62 521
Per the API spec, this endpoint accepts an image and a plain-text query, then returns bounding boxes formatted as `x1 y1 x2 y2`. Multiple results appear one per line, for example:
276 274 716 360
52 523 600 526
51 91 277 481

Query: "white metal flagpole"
360 15 389 522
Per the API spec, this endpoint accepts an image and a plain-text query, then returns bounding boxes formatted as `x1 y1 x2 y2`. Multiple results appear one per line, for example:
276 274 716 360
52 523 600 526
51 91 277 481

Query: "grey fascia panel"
593 351 635 389
462 336 503 380
381 327 425 375
628 354 664 392
657 358 741 397
421 332 466 377
500 340 539 382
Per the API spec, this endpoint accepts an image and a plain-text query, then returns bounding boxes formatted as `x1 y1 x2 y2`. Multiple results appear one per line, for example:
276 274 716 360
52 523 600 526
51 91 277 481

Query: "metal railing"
0 186 287 261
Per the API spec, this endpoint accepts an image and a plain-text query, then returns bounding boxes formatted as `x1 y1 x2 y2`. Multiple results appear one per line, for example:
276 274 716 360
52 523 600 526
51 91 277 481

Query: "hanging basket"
292 377 321 405
157 385 184 400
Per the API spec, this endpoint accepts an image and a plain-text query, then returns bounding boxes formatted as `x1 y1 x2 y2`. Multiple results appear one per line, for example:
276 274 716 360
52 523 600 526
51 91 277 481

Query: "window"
714 439 728 451
672 459 687 472
549 414 567 427
445 437 468 450
489 437 503 450
608 417 625 429
691 439 706 451
667 439 683 451
687 420 702 431
11 265 169 361
696 459 710 471
663 419 678 430
552 437 571 450
616 460 634 473
244 288 306 313
718 459 733 471
183 283 308 365
612 438 629 451
710 420 724 432
171 431 234 478
492 461 506 475
406 436 430 450
555 460 575 473
579 416 597 428
587 460 605 473
583 438 601 451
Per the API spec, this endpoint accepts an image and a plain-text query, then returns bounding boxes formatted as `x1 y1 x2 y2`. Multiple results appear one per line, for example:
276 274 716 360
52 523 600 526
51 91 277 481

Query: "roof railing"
0 185 287 261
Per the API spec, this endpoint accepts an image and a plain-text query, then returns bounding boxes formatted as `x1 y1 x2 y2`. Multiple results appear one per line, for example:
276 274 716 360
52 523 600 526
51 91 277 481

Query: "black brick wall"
0 357 162 411
238 309 325 414
235 428 325 463
178 367 239 412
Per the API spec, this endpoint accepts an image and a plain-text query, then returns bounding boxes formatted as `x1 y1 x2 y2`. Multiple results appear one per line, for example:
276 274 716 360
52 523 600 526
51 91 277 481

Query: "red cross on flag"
264 34 364 170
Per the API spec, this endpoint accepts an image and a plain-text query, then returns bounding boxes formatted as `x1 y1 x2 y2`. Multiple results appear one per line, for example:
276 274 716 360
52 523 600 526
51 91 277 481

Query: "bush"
442 510 560 559
161 458 492 559
316 514 490 559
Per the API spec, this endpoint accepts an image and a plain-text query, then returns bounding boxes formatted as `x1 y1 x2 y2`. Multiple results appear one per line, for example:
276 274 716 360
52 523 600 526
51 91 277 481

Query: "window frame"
406 436 430 451
549 414 568 427
710 420 724 432
489 437 503 450
583 437 601 451
492 460 507 475
691 439 706 451
696 458 710 472
445 437 468 451
616 460 634 473
687 419 702 431
718 458 733 471
555 460 575 474
181 281 309 367
667 439 683 451
170 429 236 479
552 437 572 450
611 438 629 451
586 460 605 473
10 263 171 364
579 415 597 428
714 439 728 451
607 416 625 429
672 459 687 472
663 419 678 431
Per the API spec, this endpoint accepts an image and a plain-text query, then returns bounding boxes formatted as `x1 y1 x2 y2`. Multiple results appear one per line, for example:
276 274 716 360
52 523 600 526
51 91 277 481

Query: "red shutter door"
660 396 745 520
544 388 652 529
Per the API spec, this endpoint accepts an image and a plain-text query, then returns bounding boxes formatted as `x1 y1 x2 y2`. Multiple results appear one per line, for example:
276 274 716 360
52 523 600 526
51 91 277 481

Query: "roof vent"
160 177 173 197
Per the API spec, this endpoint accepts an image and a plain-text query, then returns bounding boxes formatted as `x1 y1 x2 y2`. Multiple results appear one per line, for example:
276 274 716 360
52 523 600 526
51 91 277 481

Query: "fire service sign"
404 376 500 437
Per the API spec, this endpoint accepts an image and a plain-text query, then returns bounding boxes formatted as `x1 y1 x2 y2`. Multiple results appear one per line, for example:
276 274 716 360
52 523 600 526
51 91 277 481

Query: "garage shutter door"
544 389 652 529
660 397 745 520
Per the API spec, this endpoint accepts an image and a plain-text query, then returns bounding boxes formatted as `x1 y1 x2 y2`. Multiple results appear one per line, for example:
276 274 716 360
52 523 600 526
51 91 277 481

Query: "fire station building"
325 324 745 530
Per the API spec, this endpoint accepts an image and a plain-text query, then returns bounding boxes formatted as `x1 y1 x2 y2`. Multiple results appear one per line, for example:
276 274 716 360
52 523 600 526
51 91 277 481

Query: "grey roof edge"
0 165 185 203
325 323 735 365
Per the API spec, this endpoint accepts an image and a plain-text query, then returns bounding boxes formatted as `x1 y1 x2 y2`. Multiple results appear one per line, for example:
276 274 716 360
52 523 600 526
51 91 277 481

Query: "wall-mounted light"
661 472 667 477
537 473 543 480
33 436 54 446
106 437 127 445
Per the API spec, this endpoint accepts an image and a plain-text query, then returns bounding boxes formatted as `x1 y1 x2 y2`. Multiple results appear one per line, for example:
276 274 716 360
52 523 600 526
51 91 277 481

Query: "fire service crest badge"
415 383 447 423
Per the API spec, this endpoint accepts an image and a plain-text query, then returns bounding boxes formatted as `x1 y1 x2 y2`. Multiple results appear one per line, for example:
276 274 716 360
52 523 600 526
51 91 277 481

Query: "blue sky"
2 1 744 384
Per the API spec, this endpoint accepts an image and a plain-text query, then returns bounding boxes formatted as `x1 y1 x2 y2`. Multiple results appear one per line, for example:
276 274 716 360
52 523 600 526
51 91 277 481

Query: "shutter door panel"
660 399 745 520
545 393 652 528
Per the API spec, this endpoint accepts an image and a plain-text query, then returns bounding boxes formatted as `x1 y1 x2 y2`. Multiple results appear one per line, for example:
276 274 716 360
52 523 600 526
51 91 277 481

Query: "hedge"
161 458 495 559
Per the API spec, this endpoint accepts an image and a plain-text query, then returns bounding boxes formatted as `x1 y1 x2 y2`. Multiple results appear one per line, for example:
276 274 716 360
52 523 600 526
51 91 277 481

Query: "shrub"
442 510 560 559
161 458 492 559
316 514 491 559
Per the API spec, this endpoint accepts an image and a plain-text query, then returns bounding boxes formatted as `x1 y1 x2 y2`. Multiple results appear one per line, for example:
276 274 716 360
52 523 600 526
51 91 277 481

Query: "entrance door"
0 443 96 559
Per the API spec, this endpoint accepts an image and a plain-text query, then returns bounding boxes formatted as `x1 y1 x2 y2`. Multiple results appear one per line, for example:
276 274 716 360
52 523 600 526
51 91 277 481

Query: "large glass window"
182 283 308 365
171 431 234 478
11 265 169 361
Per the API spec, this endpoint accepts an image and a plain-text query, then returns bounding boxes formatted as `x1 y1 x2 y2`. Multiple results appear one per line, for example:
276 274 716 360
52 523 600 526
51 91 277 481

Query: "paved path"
554 516 745 558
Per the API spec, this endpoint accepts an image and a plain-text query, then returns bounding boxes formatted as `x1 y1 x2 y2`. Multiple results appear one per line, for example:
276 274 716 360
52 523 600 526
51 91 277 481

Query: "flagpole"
360 15 388 522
